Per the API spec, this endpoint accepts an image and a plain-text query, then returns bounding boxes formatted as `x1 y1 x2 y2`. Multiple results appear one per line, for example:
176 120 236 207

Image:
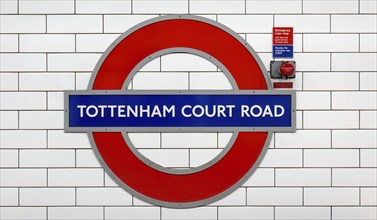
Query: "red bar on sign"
273 82 293 89
273 27 293 45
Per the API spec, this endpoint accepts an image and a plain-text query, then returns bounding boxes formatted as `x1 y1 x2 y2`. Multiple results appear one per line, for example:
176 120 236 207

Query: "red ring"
92 19 268 204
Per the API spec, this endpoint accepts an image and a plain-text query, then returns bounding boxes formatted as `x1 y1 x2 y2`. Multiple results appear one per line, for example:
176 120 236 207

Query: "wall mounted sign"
273 27 294 58
64 15 296 208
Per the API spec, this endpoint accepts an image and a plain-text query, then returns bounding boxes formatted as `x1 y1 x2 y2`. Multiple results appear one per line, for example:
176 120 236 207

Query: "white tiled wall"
0 1 376 220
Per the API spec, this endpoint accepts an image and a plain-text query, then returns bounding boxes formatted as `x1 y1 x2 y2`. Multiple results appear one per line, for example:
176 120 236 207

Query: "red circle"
279 63 295 77
91 18 268 205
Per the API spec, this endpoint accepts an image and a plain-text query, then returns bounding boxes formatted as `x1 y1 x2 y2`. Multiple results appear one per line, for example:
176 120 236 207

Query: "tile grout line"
131 0 133 14
103 206 105 220
216 206 219 220
244 0 247 14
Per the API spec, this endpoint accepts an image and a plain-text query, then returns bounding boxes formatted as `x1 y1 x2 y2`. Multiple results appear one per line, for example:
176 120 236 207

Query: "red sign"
273 27 293 45
273 82 293 89
88 15 273 208
279 62 295 77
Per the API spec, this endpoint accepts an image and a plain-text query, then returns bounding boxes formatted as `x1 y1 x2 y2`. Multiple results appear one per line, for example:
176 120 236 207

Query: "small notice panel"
273 27 293 58
273 27 293 44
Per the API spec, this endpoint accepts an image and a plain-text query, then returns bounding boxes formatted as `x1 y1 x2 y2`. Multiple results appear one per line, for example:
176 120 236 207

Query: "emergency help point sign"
273 27 294 58
64 15 296 208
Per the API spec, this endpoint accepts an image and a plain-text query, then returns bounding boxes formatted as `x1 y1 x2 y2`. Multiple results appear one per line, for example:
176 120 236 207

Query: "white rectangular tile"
0 111 18 129
275 207 330 220
0 92 46 110
19 0 74 14
105 207 160 220
20 188 75 206
104 15 156 33
77 188 132 205
19 111 64 129
138 149 189 167
190 72 232 90
0 150 18 167
19 149 75 167
297 92 330 110
76 150 101 167
275 15 330 33
303 0 358 13
304 149 359 167
0 188 18 206
0 54 46 72
275 130 331 148
243 168 275 187
276 168 331 186
48 168 103 186
161 54 217 72
361 188 377 205
304 188 359 205
332 15 377 33
219 207 273 220
360 72 377 90
48 130 91 148
162 133 217 148
218 15 273 33
361 149 377 167
0 34 18 52
47 15 102 33
360 34 377 52
0 130 46 148
360 111 377 129
190 0 245 14
246 0 302 14
20 73 75 91
0 15 45 33
303 72 359 91
360 0 377 13
295 53 330 71
333 207 376 220
48 54 101 72
0 73 18 91
76 0 131 14
259 149 302 167
48 207 103 220
133 72 188 90
76 34 119 52
20 34 75 52
162 207 217 220
333 168 377 186
133 0 188 14
47 92 64 110
333 130 377 148
247 188 302 205
0 169 46 187
303 34 358 52
304 111 359 129
0 0 17 14
332 53 377 72
0 207 46 220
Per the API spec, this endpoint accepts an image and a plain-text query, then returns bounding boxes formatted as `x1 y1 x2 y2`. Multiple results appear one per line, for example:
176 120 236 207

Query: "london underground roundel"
64 15 296 208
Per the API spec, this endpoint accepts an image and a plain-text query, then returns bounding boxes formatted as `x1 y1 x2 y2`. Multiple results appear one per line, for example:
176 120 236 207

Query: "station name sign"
65 91 295 132
63 15 297 208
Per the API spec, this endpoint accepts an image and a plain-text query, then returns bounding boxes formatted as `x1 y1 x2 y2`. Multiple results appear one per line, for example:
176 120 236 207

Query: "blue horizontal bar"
68 94 292 128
